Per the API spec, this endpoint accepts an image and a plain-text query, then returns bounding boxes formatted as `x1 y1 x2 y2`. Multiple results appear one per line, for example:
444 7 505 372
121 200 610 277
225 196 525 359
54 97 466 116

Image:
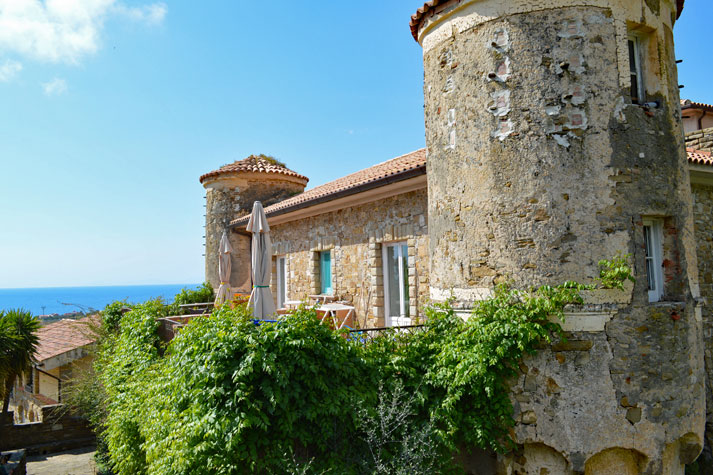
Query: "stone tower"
412 0 705 472
200 156 308 292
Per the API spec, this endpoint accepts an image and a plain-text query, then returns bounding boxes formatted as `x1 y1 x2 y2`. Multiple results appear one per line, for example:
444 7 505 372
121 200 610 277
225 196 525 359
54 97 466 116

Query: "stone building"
200 0 713 472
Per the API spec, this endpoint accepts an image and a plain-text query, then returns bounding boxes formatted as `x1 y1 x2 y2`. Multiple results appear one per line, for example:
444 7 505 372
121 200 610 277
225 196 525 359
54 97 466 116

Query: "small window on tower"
628 35 645 104
643 218 664 302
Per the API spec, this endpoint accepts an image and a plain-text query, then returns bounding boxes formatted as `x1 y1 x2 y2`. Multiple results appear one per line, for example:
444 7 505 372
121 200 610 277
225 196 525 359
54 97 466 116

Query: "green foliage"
0 309 41 414
96 300 163 475
597 252 636 290
165 282 215 316
140 305 367 473
250 153 286 168
96 271 626 473
100 300 132 334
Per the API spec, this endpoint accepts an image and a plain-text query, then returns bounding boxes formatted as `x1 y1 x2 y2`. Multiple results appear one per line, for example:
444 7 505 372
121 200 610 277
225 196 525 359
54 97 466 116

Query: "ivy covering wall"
93 278 599 474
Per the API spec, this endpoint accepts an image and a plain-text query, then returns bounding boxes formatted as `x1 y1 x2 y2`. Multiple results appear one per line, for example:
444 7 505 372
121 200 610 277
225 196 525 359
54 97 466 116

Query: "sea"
0 284 202 316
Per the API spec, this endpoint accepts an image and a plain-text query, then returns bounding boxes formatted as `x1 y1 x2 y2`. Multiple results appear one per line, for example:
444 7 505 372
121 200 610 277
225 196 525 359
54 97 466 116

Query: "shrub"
166 282 215 315
95 260 631 473
597 252 636 290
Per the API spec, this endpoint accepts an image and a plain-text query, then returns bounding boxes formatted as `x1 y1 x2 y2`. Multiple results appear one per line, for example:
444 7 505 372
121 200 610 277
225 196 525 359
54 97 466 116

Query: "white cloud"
42 77 67 96
0 0 167 64
113 2 166 26
0 59 22 81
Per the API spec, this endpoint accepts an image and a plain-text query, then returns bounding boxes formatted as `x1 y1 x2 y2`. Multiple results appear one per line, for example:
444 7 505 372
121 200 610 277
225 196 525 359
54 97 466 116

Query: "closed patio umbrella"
246 201 276 319
214 231 233 306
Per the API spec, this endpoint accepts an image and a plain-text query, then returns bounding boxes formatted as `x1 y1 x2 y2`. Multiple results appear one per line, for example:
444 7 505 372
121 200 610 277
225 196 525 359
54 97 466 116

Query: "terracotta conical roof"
199 155 309 184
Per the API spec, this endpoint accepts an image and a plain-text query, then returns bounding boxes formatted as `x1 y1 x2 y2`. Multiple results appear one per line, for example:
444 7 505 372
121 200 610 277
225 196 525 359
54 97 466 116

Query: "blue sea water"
0 284 202 316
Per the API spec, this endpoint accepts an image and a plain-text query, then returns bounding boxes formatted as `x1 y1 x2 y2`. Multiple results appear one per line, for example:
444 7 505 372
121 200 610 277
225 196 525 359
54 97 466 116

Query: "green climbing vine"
93 259 631 473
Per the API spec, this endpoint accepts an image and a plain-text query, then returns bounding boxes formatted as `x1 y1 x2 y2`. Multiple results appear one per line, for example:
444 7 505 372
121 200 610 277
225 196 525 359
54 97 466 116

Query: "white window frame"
643 218 664 302
382 242 410 327
628 34 645 104
276 256 287 308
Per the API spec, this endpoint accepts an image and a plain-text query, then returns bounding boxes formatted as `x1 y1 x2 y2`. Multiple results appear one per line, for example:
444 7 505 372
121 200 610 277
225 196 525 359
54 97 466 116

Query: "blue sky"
0 1 709 289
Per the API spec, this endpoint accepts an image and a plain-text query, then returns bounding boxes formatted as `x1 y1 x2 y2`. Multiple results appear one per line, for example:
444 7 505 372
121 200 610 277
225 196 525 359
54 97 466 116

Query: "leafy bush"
165 282 215 315
95 262 631 474
96 300 163 475
597 252 636 290
100 300 132 334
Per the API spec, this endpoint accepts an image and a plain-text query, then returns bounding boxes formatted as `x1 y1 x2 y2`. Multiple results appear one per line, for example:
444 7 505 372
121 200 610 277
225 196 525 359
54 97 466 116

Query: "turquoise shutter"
320 251 332 294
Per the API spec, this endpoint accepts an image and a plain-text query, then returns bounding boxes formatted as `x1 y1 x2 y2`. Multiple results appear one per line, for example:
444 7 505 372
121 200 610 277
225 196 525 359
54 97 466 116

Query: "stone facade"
692 182 713 468
268 189 429 327
686 126 713 153
416 0 704 472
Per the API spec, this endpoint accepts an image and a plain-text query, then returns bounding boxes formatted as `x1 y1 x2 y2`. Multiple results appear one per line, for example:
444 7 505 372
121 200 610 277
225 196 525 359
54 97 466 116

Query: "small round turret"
200 155 308 291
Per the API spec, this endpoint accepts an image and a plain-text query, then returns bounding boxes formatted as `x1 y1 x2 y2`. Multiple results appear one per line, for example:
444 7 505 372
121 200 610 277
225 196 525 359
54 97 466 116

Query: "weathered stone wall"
269 189 429 327
692 183 713 468
203 173 306 292
418 0 704 472
686 126 713 153
0 406 94 454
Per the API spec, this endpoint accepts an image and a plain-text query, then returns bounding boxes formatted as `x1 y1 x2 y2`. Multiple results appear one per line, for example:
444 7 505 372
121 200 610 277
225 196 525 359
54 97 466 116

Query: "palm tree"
0 309 41 415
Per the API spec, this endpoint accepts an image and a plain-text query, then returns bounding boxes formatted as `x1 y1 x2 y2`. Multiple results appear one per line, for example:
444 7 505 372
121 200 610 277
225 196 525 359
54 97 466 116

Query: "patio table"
318 303 355 330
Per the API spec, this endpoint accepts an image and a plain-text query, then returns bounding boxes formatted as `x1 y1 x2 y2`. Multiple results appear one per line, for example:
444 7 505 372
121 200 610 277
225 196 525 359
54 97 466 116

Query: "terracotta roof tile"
681 99 713 111
687 148 713 166
232 149 426 226
199 155 308 184
35 317 96 363
410 0 685 41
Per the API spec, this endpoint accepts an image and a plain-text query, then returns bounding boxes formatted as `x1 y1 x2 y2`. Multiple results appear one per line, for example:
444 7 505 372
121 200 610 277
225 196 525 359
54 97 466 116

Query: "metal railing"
346 324 425 344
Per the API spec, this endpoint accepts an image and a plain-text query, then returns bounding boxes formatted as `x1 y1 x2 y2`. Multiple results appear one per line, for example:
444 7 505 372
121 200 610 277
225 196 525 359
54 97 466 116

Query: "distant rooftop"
35 317 96 363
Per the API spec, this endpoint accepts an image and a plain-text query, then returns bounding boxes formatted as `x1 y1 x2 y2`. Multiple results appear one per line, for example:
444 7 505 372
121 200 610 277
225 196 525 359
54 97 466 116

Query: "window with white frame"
643 218 664 302
628 34 645 104
276 256 287 308
382 242 410 326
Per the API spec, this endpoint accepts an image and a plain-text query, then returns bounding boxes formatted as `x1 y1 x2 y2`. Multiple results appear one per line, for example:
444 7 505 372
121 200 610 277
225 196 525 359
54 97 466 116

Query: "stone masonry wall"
686 126 713 153
0 406 94 454
419 0 704 472
269 189 429 328
204 174 305 292
692 183 713 467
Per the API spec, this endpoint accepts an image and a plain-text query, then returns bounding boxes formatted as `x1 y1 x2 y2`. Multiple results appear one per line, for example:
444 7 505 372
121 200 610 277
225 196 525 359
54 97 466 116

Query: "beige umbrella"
214 231 233 306
246 201 276 319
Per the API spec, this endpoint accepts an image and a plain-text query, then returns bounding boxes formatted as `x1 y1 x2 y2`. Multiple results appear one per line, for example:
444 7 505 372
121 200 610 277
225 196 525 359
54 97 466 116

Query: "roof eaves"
230 164 426 228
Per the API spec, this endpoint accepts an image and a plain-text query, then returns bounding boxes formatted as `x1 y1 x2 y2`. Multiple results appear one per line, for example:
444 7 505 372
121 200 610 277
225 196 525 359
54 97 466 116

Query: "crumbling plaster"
418 0 679 106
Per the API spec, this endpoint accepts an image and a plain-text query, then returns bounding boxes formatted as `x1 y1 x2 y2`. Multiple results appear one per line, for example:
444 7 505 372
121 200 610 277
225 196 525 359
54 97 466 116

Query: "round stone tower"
199 156 308 292
413 0 705 472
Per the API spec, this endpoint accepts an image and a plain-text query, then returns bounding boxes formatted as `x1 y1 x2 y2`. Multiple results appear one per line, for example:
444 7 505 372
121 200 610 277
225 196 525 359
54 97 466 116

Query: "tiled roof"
35 317 96 363
681 99 713 112
232 149 426 225
199 155 309 184
687 148 713 166
410 0 685 41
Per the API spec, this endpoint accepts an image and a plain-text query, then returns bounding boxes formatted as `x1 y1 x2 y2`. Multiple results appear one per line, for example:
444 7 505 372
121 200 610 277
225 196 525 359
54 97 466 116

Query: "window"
628 35 645 104
276 256 287 308
643 219 664 302
383 243 410 326
319 251 332 295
